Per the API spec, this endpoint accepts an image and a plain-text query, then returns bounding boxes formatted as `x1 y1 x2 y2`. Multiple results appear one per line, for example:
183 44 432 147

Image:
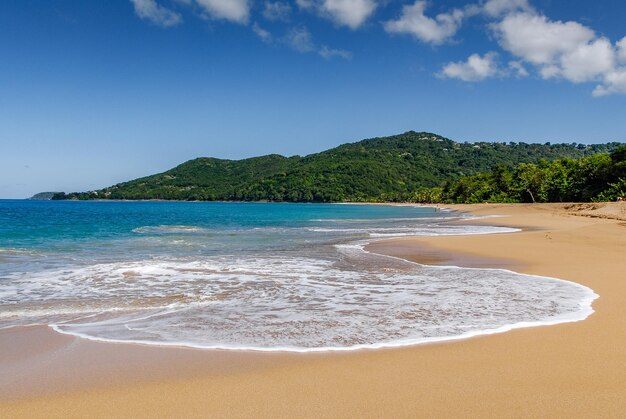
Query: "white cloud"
128 0 626 95
281 26 352 59
439 52 499 82
490 10 626 95
384 1 464 45
263 1 291 21
617 36 626 63
558 37 615 83
538 64 559 79
508 60 528 77
494 13 595 65
323 0 377 29
593 69 626 96
130 0 182 27
319 46 352 60
481 0 532 17
194 0 250 23
285 27 315 52
253 23 273 43
297 0 377 29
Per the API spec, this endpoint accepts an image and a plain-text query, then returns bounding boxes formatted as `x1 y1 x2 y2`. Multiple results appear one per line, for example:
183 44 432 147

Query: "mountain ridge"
53 131 622 202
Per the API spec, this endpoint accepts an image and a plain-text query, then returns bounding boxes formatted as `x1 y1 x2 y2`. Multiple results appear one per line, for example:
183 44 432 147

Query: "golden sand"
2 203 625 417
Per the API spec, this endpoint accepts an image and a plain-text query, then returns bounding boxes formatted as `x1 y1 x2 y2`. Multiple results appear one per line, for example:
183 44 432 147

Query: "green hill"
29 192 62 200
54 131 621 202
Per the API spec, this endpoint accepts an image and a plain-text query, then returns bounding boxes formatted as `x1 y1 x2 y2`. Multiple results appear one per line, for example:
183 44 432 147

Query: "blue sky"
1 0 625 198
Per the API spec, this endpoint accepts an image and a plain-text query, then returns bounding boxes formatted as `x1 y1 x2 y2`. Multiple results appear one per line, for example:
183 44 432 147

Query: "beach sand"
1 203 625 417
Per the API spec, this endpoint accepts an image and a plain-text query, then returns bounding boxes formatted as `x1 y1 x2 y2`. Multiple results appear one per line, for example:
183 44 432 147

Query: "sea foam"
2 248 597 352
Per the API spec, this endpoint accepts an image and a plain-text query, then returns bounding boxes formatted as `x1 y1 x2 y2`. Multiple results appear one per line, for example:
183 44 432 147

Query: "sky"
1 0 625 198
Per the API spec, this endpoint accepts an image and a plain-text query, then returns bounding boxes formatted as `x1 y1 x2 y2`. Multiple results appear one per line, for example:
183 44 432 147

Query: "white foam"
310 225 520 237
1 249 596 352
132 225 209 234
50 300 596 353
307 217 460 223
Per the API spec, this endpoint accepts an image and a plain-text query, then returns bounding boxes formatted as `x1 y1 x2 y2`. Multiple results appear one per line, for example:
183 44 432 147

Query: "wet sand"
2 203 625 417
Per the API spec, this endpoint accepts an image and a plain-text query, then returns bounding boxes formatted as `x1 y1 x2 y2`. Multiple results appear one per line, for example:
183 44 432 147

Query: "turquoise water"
0 200 596 351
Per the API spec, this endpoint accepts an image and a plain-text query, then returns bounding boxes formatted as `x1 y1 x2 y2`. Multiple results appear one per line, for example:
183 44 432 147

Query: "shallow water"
0 200 596 351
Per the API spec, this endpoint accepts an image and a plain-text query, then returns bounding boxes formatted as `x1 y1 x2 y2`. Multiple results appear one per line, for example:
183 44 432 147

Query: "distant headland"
29 192 61 200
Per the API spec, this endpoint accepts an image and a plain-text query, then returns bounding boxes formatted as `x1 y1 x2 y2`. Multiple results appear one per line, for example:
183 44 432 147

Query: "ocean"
0 200 596 352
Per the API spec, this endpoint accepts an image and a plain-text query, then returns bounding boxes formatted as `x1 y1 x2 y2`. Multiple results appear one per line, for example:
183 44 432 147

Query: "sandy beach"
2 203 625 417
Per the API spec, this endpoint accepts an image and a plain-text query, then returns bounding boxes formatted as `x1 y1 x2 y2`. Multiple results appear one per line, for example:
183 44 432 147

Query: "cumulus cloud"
285 27 316 52
508 60 529 77
130 0 182 27
318 46 352 60
379 0 626 95
593 69 626 96
491 10 626 95
194 0 250 23
558 38 615 83
439 52 499 81
253 23 273 43
131 0 249 24
128 0 626 94
481 0 533 17
384 1 464 45
263 1 291 21
296 0 377 29
280 27 352 59
617 36 626 63
493 13 595 66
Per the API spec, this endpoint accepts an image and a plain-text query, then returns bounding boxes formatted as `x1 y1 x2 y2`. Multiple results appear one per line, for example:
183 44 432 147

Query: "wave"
132 225 209 234
0 247 41 256
307 216 465 223
1 248 596 352
50 300 596 353
308 225 520 237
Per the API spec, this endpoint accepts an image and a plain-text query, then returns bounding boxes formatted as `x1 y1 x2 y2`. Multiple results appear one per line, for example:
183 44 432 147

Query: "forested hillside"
53 131 621 202
430 145 626 204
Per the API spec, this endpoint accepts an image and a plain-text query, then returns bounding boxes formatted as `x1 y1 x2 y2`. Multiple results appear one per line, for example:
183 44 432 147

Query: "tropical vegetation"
431 145 626 204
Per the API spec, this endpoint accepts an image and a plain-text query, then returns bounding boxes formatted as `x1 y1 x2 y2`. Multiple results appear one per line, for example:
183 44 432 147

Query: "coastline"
2 203 625 417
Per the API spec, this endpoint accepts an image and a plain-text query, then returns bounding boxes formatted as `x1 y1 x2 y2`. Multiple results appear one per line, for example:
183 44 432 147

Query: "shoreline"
2 209 592 355
2 203 625 417
45 221 593 354
45 260 597 353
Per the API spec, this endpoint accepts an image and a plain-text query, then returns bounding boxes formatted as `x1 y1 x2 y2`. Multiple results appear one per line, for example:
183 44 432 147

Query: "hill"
53 131 621 202
29 192 61 200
